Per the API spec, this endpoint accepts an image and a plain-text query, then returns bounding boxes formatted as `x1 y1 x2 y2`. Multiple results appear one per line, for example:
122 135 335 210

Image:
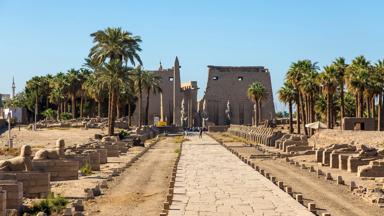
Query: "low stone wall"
0 189 5 216
32 160 79 181
0 180 23 211
208 125 229 132
358 160 384 177
0 172 50 198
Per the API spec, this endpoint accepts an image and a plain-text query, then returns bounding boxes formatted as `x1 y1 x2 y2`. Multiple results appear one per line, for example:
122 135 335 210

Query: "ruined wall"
203 66 275 125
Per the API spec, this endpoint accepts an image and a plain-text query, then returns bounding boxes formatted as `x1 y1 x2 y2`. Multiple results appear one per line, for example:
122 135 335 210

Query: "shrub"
42 108 56 120
118 130 130 140
24 194 69 215
60 112 72 120
80 163 92 176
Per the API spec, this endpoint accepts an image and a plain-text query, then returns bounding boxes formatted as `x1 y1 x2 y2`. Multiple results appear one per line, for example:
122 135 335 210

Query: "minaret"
159 61 163 71
11 77 15 99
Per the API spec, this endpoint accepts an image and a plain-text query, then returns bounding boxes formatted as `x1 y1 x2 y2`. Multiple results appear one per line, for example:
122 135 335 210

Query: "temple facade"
201 66 275 126
131 57 199 127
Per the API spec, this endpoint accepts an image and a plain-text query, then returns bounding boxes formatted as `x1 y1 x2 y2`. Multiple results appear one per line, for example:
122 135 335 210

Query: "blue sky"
1 1 384 111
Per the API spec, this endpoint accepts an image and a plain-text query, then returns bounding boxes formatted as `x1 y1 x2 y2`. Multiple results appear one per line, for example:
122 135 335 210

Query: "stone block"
0 171 50 198
0 190 6 216
0 180 22 211
347 156 376 173
32 160 79 181
315 148 324 163
83 151 100 171
338 154 351 170
357 160 384 177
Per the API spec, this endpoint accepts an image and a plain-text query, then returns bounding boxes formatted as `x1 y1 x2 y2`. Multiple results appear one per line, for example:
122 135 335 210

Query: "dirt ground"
0 127 103 159
209 132 384 216
84 137 180 216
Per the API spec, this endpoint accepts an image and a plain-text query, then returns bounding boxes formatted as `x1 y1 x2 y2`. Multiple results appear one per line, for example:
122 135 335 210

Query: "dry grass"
0 147 20 157
174 136 189 144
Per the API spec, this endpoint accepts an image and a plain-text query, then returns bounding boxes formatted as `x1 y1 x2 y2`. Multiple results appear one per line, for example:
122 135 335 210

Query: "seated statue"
0 145 32 171
33 138 65 160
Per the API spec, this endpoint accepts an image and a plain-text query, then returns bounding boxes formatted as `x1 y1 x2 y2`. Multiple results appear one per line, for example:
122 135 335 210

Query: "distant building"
131 57 199 127
201 66 275 126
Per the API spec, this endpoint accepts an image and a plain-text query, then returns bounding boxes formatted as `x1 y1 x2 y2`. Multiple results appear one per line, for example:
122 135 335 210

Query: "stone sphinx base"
0 171 50 198
357 160 384 177
0 189 5 216
32 160 79 181
0 180 23 211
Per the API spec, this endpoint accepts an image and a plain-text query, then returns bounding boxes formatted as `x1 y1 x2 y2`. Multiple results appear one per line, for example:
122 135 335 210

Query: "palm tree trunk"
128 102 132 127
371 97 375 119
255 102 259 126
379 92 383 131
327 93 332 129
367 97 371 118
145 88 150 125
108 88 117 136
107 89 112 133
355 94 358 117
71 93 76 119
296 95 301 134
258 100 262 124
300 92 308 135
97 101 101 117
359 91 364 117
288 100 293 134
138 84 143 128
80 94 84 118
340 84 345 128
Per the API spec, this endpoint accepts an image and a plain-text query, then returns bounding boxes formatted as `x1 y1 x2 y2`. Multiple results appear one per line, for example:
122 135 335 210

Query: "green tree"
278 82 297 134
318 65 338 129
332 57 348 126
89 27 142 135
247 81 267 126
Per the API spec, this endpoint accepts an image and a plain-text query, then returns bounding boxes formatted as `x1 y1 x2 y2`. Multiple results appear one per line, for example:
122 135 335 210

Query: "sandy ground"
84 137 180 216
209 133 384 216
0 127 103 159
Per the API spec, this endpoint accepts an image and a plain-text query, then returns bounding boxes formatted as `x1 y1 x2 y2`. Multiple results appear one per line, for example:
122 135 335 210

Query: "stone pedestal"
358 160 384 177
83 151 100 171
0 180 23 211
0 189 6 216
0 171 50 198
66 154 91 169
315 149 324 163
347 156 376 173
32 160 79 181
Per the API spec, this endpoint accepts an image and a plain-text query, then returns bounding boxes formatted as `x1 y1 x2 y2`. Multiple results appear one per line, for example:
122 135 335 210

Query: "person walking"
199 127 203 139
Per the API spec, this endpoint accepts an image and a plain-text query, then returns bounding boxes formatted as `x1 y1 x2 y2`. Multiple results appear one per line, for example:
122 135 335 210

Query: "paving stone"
168 135 314 216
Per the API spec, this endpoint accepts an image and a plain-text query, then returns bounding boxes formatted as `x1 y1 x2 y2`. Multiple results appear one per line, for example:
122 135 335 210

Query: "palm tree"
26 76 46 129
89 27 142 135
49 72 69 120
332 57 348 127
374 60 384 130
97 60 130 135
278 82 297 133
346 56 371 118
247 81 267 126
286 60 319 135
142 71 162 125
318 65 338 129
132 66 144 128
66 69 81 119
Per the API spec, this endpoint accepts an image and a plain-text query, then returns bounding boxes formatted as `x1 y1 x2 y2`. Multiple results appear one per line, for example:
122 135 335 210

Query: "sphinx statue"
33 138 65 160
0 145 32 171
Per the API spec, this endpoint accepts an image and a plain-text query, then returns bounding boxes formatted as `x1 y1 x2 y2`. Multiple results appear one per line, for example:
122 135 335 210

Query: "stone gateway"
201 66 275 126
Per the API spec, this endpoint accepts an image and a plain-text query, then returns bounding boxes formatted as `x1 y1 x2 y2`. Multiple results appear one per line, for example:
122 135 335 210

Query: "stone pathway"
168 134 313 216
